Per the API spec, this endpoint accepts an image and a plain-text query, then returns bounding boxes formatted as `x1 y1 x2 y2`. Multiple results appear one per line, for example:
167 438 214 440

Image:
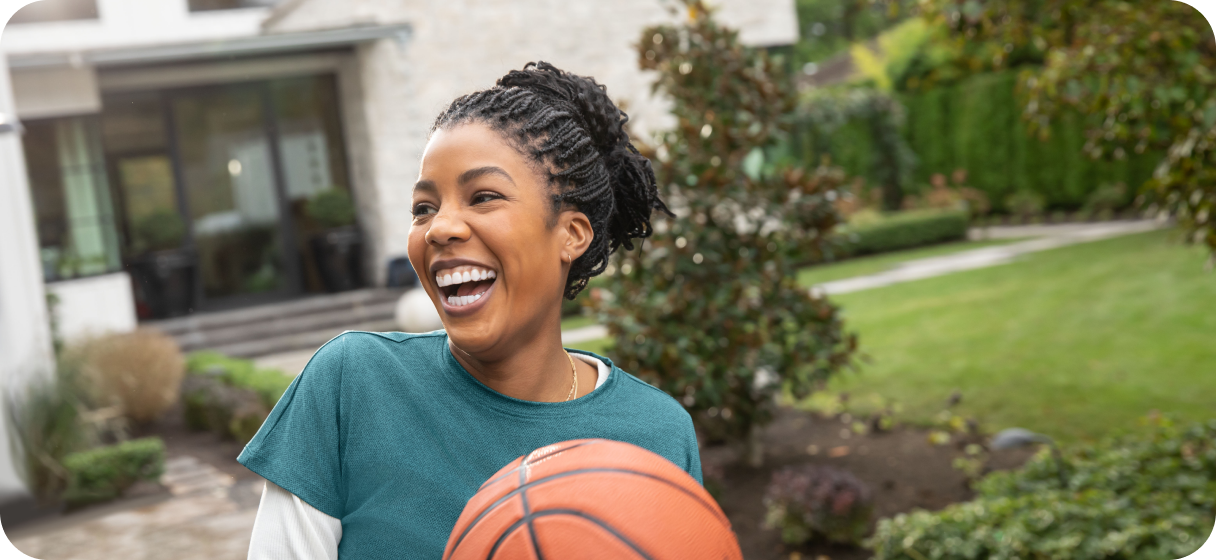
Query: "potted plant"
306 189 363 292
126 209 195 319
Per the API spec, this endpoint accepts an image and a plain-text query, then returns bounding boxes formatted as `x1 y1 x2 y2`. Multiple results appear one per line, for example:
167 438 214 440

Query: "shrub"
1083 182 1129 216
868 417 1216 560
595 1 855 465
1004 190 1046 221
181 374 268 443
764 464 874 546
131 210 185 254
5 359 93 504
80 329 185 423
186 351 292 410
61 437 165 508
843 209 969 256
183 352 289 442
306 189 356 229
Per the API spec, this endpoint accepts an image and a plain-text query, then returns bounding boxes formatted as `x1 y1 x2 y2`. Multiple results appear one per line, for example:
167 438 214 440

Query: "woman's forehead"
418 124 546 192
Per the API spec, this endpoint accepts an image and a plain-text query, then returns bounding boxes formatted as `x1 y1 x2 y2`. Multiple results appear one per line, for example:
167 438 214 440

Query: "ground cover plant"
810 229 1216 442
182 352 292 443
868 416 1216 560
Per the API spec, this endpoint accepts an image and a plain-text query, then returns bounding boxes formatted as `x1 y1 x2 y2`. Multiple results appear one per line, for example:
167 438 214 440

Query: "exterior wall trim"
8 23 412 70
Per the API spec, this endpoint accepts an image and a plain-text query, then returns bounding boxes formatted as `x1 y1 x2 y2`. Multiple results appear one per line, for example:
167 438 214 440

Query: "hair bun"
499 62 671 250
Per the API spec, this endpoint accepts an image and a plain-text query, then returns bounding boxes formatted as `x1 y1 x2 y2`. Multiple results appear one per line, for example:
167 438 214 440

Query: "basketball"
443 439 742 560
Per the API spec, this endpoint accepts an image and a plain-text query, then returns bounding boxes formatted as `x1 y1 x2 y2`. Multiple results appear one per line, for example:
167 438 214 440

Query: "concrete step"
147 288 403 336
208 317 401 359
171 298 398 352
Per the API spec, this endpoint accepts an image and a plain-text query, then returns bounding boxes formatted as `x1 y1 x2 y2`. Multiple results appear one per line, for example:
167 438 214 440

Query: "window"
23 117 124 282
187 0 281 12
8 0 98 24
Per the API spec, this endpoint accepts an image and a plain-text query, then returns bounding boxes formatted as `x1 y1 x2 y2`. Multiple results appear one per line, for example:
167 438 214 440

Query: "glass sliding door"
170 84 293 302
270 75 357 293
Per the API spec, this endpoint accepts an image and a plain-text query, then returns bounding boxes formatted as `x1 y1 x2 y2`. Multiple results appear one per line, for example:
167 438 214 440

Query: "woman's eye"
412 203 437 217
472 192 503 205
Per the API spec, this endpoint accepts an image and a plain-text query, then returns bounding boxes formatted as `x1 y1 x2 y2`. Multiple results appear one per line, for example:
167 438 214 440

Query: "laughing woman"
239 62 701 559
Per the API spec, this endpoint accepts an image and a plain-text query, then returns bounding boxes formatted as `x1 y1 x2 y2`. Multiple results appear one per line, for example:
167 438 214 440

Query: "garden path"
5 457 264 560
815 219 1164 295
558 219 1166 344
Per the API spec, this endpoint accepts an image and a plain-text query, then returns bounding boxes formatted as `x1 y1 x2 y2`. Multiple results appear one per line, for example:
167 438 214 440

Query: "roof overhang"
6 23 412 70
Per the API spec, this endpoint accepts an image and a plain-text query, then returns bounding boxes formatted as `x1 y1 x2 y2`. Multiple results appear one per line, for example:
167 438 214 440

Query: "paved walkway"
816 220 1164 295
6 457 263 560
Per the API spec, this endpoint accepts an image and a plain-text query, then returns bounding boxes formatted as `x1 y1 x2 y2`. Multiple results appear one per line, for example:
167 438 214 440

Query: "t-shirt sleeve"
682 412 704 485
238 335 347 519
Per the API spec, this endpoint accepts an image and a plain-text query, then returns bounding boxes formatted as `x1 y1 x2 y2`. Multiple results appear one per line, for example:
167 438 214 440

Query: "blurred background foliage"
592 0 856 464
776 0 1215 254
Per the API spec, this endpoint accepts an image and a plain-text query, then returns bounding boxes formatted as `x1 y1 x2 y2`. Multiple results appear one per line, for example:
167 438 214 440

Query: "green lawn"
796 237 1027 287
812 229 1216 442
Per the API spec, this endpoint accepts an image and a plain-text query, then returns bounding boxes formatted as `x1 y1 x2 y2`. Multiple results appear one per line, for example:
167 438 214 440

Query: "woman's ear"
560 210 594 263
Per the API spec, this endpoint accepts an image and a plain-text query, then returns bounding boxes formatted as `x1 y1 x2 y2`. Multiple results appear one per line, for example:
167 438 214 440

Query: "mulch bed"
705 406 1034 560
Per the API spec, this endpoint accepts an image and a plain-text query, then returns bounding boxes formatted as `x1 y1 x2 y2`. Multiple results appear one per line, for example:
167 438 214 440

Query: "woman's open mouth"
434 266 497 310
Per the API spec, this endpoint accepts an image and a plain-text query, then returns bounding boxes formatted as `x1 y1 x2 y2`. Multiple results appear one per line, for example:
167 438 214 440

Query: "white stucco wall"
0 36 54 502
11 65 99 119
45 272 138 345
267 0 798 283
1 0 270 57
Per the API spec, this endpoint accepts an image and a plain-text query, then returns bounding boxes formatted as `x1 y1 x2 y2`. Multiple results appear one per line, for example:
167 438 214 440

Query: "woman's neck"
448 320 596 402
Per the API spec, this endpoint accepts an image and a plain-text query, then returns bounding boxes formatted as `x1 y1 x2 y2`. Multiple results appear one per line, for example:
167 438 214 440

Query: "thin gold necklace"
563 351 578 401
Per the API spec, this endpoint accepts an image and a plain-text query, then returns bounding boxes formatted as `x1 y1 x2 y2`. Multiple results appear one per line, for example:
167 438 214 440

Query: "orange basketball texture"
443 439 742 560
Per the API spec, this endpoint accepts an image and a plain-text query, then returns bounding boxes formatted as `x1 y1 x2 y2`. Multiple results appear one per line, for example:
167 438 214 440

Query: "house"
0 0 796 508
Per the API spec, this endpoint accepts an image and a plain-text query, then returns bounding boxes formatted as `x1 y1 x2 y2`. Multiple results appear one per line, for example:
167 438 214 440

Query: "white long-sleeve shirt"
247 355 611 560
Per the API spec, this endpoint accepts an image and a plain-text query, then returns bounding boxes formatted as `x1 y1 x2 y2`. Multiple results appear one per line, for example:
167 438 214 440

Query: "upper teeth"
436 268 496 287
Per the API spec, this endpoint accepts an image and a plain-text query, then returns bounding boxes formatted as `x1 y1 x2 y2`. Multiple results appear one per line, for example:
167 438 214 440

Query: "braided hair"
431 62 671 300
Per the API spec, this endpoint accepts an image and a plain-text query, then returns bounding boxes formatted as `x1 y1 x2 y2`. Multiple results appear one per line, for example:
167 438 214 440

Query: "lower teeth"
448 293 483 307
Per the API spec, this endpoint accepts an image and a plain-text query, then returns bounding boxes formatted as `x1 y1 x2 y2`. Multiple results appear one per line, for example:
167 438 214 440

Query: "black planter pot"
127 249 197 320
311 226 364 293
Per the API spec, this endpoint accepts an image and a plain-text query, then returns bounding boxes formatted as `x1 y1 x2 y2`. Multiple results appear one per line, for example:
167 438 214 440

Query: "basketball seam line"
519 459 546 560
479 440 606 491
484 509 656 560
447 467 729 559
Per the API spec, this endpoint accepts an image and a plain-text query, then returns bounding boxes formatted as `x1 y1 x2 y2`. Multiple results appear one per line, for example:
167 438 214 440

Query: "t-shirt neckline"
439 335 617 417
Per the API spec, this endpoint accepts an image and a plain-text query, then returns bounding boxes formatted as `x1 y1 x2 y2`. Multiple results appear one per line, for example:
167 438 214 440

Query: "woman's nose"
425 213 471 246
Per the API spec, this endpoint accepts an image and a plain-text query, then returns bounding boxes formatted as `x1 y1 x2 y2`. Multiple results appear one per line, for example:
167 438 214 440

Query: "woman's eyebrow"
414 179 438 193
459 166 515 186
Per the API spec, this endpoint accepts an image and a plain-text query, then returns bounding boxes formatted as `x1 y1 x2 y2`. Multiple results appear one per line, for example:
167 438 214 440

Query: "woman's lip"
430 257 496 276
439 279 495 317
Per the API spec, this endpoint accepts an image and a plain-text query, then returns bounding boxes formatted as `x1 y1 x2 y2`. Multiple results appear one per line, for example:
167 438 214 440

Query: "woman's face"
408 122 592 357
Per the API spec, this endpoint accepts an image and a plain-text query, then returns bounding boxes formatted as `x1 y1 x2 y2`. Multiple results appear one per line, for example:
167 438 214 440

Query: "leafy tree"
592 1 856 465
918 0 1216 257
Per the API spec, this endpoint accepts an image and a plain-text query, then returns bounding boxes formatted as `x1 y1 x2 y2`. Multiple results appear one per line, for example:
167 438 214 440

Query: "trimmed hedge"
842 209 969 256
62 437 165 507
869 418 1216 560
801 71 1163 212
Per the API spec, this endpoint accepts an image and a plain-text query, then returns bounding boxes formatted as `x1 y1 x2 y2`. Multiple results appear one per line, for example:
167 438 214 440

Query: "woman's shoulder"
303 330 447 379
607 367 693 424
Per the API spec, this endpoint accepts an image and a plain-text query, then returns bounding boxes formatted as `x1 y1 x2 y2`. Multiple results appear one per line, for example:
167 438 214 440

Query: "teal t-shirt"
237 330 701 559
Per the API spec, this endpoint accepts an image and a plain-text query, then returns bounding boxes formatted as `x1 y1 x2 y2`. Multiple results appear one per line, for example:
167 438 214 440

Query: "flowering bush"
763 464 874 546
869 417 1216 560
